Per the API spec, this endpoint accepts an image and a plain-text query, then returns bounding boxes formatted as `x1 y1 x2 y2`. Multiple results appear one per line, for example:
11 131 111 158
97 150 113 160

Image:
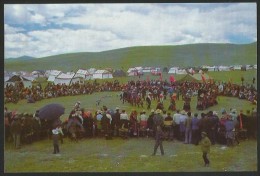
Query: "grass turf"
4 137 257 172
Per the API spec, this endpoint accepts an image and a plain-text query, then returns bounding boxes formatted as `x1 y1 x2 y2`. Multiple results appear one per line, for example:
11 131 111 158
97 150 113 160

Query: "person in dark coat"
146 94 152 110
147 109 155 137
111 107 121 137
164 112 173 141
207 111 219 145
10 115 22 149
152 109 164 156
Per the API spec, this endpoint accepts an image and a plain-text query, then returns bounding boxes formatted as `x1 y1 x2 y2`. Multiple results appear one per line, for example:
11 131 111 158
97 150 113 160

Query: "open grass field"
4 137 257 172
4 89 257 173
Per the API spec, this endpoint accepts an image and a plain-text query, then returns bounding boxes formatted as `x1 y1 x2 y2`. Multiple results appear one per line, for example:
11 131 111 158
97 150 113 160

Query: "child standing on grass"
199 131 211 167
52 125 64 154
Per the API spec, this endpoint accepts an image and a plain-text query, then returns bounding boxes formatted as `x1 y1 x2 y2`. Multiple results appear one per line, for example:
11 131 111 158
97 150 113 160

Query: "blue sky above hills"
4 3 257 58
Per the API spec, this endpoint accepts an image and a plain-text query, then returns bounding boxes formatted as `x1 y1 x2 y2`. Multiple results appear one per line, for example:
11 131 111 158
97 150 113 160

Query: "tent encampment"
5 75 32 88
93 70 113 79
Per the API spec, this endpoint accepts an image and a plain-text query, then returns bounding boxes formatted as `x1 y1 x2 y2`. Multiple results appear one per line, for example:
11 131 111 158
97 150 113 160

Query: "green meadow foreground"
4 137 257 172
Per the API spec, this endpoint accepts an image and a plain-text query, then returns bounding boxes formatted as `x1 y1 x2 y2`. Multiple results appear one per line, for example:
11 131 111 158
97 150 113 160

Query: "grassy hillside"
4 42 257 72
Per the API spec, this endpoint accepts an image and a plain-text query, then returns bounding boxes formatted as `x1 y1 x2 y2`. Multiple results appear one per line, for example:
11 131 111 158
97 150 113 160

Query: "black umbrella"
38 103 65 121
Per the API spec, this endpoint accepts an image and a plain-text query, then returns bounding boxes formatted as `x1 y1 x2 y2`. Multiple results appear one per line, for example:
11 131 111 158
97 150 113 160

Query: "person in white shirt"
52 125 64 154
173 110 181 140
120 110 129 120
179 110 188 141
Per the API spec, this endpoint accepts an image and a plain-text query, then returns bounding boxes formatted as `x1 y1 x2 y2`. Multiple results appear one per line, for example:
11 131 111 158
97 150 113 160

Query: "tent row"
47 69 114 85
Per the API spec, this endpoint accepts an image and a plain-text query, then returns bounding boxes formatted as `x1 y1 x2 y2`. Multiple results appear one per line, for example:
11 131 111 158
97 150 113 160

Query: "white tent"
202 66 217 72
16 71 36 81
253 64 257 69
4 76 10 82
233 65 242 70
88 68 97 74
54 73 81 85
5 75 32 88
176 69 187 74
168 67 179 74
75 69 92 80
142 67 152 73
45 70 61 77
246 65 253 70
47 70 61 82
93 70 113 79
127 67 143 76
218 66 230 71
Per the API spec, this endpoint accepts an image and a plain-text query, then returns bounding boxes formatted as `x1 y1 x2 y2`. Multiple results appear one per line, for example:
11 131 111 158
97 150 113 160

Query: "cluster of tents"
4 68 213 88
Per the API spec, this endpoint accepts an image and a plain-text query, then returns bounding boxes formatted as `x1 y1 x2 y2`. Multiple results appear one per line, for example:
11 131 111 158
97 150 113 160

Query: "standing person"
184 112 192 144
191 113 200 145
138 110 148 137
224 115 235 146
179 110 187 141
152 109 164 156
207 111 218 145
146 93 152 110
95 110 103 136
10 115 22 149
173 110 181 140
164 112 173 141
112 107 121 137
52 125 64 154
199 131 211 167
147 109 155 137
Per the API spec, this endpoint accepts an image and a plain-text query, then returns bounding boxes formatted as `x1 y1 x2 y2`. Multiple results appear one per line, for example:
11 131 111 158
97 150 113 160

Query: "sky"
4 3 257 59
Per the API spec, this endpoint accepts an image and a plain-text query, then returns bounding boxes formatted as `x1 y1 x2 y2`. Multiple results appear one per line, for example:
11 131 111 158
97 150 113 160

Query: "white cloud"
4 24 25 34
4 3 257 58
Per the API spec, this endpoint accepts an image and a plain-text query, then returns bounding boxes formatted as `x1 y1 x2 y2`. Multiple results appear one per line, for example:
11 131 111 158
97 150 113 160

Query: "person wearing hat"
52 125 64 154
152 109 164 156
10 115 22 149
199 131 211 167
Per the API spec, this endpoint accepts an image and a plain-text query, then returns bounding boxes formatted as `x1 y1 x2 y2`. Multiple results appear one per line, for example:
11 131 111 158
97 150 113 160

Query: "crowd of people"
119 79 257 112
4 78 257 157
4 80 121 104
5 102 257 151
4 78 257 106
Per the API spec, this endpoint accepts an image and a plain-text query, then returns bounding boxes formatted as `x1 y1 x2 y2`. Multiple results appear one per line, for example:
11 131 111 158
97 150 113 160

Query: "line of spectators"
5 104 257 149
4 78 257 107
4 80 121 104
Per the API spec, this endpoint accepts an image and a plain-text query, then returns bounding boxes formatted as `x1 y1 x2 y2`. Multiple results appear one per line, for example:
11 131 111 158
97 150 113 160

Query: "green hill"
4 42 257 72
